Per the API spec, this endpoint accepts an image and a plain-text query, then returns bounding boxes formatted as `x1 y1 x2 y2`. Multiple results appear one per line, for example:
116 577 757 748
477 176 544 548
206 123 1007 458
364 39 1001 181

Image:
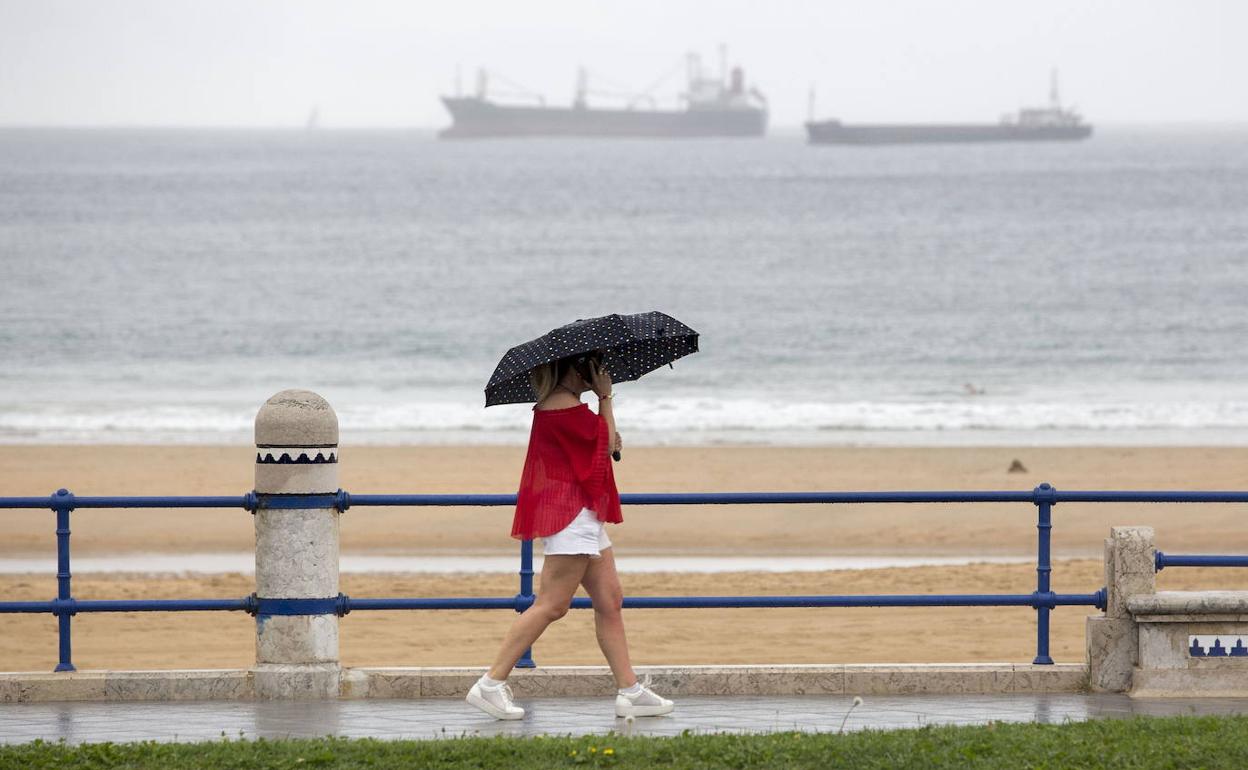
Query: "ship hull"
805 121 1092 145
441 97 767 139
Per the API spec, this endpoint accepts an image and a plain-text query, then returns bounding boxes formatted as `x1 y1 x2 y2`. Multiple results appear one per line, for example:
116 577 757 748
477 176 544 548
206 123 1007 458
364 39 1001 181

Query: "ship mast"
1050 68 1060 109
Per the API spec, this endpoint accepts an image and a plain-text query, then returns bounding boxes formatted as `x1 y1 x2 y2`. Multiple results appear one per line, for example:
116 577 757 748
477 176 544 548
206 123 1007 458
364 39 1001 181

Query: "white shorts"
541 507 612 559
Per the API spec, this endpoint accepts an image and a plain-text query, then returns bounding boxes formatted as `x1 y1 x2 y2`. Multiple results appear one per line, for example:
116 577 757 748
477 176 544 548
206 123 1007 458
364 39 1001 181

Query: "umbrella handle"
612 450 622 462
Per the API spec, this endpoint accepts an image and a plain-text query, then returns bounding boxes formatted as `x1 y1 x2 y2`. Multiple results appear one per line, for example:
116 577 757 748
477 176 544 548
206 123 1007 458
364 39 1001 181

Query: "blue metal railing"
4 484 1248 673
1155 552 1248 571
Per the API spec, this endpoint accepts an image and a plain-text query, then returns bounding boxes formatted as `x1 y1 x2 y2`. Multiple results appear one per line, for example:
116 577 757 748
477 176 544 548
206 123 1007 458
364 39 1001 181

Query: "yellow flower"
569 750 578 756
589 746 597 753
604 748 615 755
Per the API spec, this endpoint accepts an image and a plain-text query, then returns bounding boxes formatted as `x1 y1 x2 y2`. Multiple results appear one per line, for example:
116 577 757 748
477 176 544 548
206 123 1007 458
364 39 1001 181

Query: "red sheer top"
511 403 622 540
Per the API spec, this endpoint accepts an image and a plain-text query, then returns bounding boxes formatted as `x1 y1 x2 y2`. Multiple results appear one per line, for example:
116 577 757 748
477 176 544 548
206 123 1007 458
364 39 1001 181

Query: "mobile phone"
572 352 601 383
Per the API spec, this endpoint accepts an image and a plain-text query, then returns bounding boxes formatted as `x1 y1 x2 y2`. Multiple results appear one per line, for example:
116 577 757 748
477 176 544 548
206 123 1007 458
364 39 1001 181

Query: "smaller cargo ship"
806 71 1092 146
439 51 768 140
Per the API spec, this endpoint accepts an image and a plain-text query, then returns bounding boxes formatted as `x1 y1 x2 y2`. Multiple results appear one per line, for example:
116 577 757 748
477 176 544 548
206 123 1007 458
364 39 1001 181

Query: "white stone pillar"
1086 526 1155 692
252 389 341 699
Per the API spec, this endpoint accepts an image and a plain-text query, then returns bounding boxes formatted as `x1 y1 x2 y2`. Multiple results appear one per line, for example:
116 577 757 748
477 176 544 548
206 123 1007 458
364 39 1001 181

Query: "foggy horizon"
2 0 1246 130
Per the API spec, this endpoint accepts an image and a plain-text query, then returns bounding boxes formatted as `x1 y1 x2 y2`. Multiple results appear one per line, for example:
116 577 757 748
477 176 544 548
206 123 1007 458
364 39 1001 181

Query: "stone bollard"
252 389 342 699
1086 526 1155 692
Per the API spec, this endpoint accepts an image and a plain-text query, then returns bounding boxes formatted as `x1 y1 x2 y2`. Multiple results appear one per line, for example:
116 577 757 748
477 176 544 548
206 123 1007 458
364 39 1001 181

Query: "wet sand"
1 562 1244 672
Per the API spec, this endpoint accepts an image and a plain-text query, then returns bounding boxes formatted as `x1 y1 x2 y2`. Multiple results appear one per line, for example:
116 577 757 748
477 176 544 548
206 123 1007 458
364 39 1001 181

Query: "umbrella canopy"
485 311 699 407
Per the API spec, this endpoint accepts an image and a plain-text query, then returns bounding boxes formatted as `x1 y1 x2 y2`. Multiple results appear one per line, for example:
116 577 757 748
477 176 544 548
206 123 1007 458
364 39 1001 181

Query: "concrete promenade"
4 694 1248 745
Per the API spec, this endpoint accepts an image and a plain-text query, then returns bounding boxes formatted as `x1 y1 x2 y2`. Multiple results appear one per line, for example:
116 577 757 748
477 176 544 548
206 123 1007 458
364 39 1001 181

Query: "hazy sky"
2 0 1245 128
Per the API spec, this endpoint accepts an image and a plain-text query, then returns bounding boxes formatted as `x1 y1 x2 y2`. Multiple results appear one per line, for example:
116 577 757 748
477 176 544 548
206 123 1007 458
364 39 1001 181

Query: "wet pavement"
3 693 1248 744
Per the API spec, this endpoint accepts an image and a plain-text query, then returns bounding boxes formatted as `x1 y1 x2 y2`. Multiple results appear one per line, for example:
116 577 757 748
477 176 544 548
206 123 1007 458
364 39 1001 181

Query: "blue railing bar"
0 598 253 614
346 593 1102 611
344 493 516 508
624 492 1035 505
613 593 1103 609
0 592 1104 615
0 495 253 510
348 597 521 611
1049 491 1248 503
1155 552 1248 572
305 490 1248 507
347 492 1041 507
346 490 1248 506
0 497 66 509
5 490 1248 511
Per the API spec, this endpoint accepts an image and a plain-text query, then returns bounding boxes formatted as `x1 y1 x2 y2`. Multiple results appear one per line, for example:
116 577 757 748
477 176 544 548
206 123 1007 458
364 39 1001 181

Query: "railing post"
1032 482 1056 664
515 539 536 668
1087 526 1154 692
52 488 76 672
252 389 342 698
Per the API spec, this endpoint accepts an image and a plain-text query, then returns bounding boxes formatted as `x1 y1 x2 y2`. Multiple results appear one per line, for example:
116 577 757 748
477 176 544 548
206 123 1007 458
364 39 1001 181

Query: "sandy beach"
2 445 1245 672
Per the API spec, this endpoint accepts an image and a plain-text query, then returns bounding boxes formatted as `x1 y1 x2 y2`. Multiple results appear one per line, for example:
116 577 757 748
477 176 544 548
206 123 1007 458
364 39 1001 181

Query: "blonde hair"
530 351 601 403
529 361 559 402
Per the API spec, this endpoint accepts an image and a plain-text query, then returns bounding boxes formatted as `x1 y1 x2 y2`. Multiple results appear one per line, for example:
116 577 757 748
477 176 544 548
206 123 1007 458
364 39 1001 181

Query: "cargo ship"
439 52 768 140
806 72 1092 145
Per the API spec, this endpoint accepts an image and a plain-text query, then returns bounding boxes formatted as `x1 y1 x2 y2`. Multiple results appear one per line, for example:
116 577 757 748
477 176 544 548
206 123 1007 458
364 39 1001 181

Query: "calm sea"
1 127 1246 446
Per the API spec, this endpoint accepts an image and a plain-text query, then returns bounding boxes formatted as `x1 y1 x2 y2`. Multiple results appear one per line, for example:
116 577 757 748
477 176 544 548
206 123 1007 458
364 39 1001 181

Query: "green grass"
3 715 1246 769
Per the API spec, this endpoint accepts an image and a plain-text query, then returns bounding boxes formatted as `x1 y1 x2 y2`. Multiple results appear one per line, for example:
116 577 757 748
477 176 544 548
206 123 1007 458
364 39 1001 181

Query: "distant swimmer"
963 383 986 396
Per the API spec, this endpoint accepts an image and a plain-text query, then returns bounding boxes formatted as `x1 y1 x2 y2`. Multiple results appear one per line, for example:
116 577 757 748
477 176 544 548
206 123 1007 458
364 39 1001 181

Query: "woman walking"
467 351 674 720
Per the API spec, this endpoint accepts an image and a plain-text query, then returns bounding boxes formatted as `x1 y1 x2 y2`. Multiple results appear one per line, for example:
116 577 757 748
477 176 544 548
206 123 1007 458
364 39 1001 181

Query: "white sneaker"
466 680 525 720
615 675 674 718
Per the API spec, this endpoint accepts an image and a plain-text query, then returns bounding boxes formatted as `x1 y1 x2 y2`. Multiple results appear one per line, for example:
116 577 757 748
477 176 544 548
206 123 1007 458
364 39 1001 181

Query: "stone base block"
844 664 1086 695
0 670 252 703
104 670 252 701
342 664 1087 699
1011 664 1090 693
0 663 1091 703
0 671 109 703
844 665 1010 695
1132 668 1248 698
1086 616 1137 693
252 663 340 699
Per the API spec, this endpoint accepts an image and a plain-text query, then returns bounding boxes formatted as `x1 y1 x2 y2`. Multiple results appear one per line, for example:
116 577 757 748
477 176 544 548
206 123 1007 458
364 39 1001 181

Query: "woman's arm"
599 394 620 455
589 362 621 457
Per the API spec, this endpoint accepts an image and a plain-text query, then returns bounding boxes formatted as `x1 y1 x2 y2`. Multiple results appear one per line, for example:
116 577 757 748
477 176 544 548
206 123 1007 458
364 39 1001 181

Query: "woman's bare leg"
580 548 637 689
488 554 589 681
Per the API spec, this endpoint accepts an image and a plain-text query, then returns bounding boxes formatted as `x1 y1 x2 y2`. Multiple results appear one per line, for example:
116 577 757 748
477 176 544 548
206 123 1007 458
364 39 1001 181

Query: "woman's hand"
588 361 612 399
612 432 623 454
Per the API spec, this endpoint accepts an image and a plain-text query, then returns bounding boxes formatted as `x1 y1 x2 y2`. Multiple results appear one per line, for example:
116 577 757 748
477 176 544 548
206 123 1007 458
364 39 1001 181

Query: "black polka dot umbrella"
485 311 699 407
